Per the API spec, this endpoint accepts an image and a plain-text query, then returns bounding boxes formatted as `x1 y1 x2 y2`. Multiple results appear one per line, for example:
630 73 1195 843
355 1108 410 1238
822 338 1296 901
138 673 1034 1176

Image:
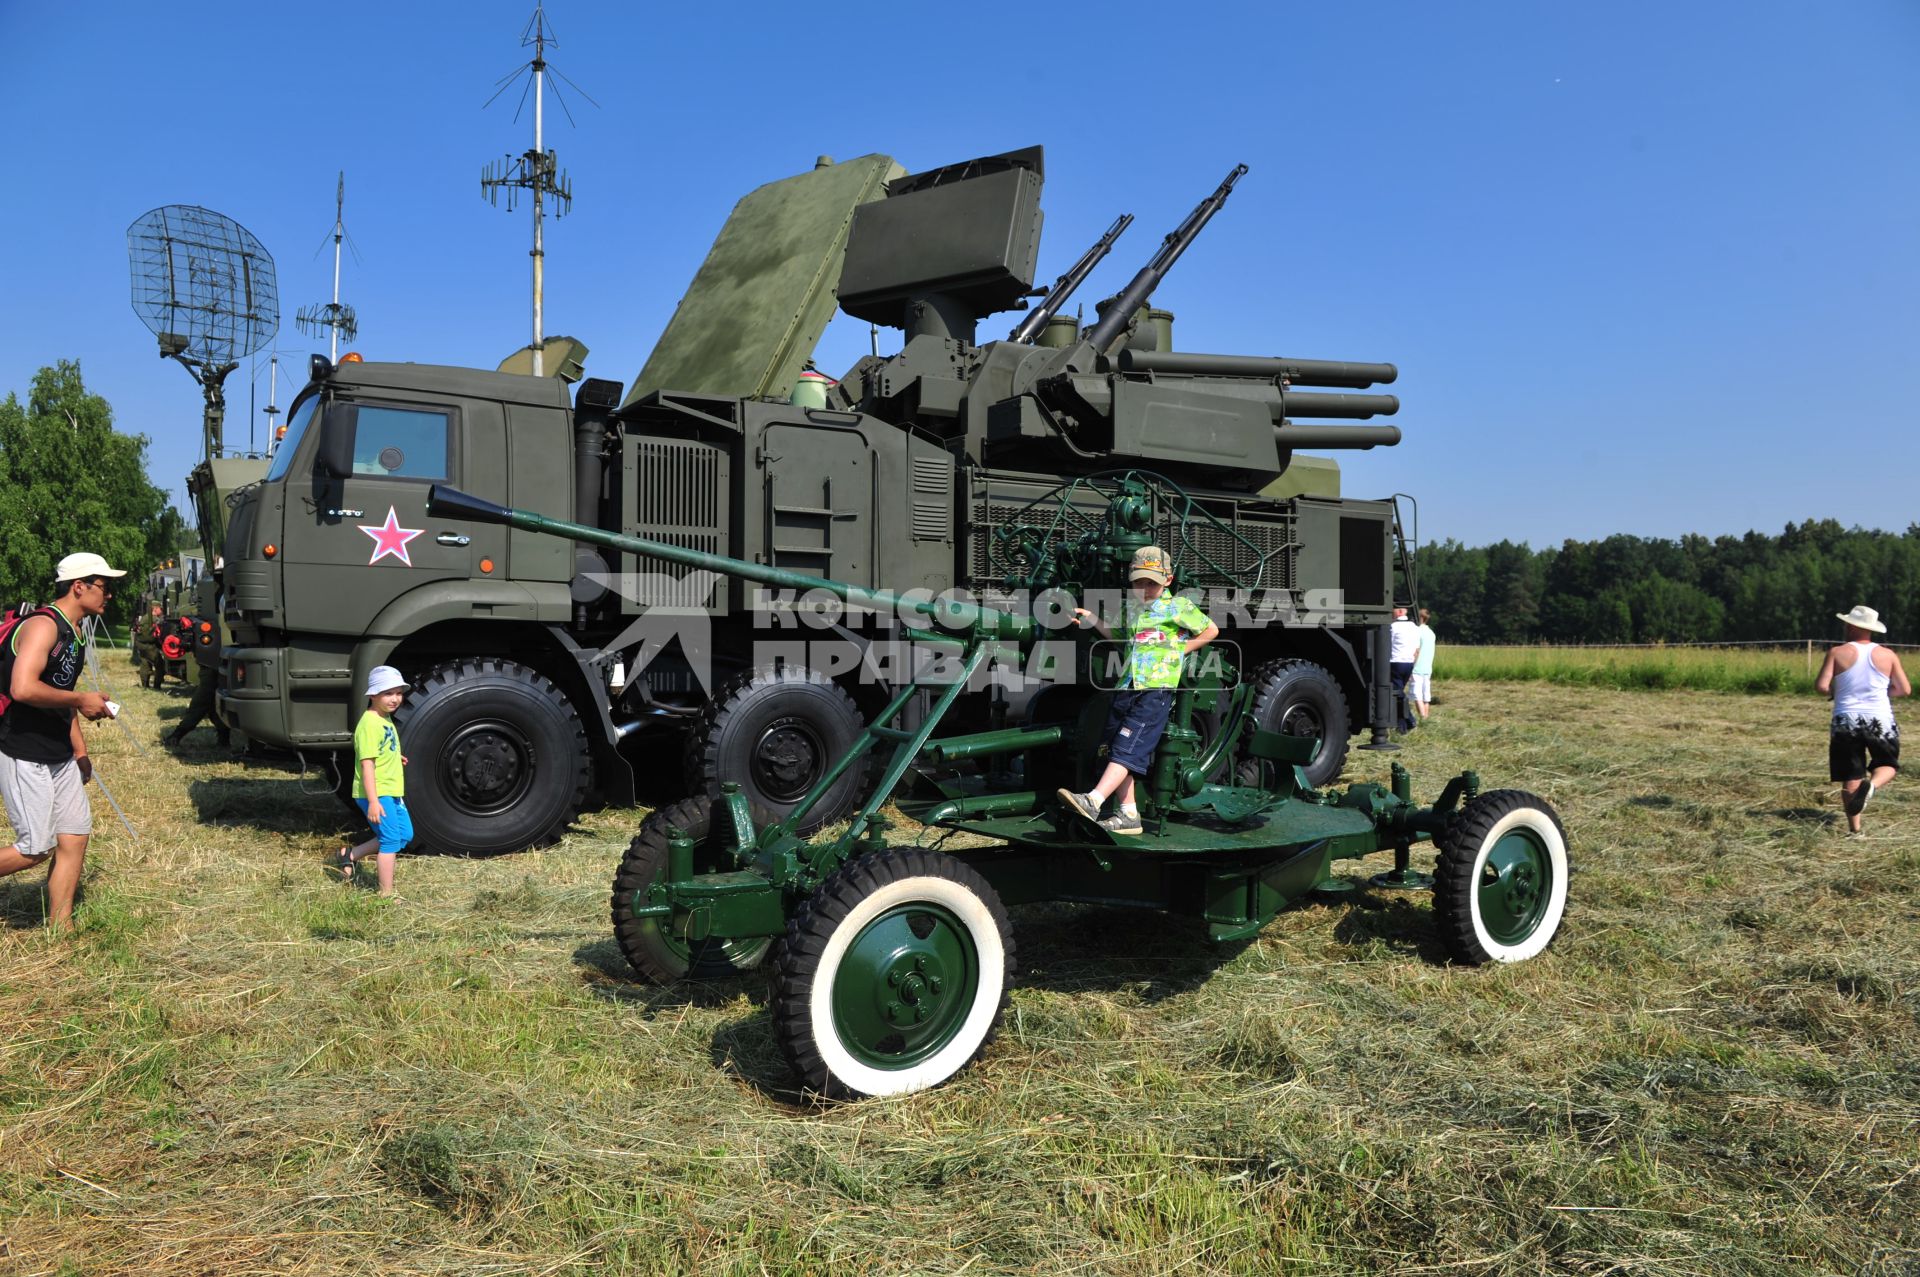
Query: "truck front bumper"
220 645 354 750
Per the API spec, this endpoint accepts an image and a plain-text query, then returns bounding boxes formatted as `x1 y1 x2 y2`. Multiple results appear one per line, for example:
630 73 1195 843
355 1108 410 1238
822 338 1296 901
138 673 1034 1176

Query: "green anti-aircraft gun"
428 482 1569 1101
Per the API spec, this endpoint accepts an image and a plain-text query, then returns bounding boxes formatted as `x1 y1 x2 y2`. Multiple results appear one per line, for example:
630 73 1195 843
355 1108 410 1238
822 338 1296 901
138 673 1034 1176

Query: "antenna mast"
482 4 592 378
296 173 359 361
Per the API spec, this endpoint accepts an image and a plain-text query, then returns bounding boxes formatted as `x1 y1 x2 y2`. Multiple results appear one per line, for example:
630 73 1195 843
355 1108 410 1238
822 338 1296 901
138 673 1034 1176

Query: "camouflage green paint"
628 154 903 405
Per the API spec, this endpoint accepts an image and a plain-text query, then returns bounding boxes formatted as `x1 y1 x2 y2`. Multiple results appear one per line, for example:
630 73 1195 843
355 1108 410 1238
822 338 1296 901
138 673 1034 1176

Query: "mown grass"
0 668 1914 1274
1439 643 1832 694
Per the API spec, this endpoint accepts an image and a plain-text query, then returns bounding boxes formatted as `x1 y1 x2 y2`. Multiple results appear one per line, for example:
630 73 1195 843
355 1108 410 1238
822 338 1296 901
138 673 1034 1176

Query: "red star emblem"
359 506 425 566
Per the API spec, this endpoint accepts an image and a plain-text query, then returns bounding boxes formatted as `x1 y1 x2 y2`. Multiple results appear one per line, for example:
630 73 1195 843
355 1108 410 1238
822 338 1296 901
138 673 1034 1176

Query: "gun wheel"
1432 790 1569 965
773 849 1013 1101
610 795 777 984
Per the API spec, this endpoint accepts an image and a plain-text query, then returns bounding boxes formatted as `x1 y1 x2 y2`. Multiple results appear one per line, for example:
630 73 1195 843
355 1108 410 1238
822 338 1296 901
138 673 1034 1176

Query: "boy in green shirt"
1058 545 1218 835
333 666 411 895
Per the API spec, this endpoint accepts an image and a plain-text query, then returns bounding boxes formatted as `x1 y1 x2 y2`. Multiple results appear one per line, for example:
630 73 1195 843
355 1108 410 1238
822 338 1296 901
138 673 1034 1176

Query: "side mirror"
316 404 354 479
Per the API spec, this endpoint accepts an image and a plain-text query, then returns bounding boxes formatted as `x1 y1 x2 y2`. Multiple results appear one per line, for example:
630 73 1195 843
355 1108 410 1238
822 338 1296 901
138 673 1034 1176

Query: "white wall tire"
1433 790 1570 965
772 850 1013 1100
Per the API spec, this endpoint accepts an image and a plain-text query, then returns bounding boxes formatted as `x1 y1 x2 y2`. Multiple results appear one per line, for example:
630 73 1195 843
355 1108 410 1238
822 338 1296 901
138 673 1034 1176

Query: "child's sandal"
331 847 354 881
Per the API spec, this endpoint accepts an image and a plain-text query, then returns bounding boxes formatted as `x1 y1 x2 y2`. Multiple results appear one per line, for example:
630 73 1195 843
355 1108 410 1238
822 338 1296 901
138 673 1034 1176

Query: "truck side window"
348 405 452 480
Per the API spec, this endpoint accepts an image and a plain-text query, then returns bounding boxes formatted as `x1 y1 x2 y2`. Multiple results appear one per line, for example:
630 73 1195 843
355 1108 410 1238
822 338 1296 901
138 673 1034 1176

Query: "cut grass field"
2 674 1915 1275
1438 644 1828 695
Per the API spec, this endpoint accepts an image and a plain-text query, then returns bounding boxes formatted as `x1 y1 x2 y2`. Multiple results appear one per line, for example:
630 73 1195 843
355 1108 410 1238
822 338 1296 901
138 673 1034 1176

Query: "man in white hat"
1814 605 1908 836
0 553 124 926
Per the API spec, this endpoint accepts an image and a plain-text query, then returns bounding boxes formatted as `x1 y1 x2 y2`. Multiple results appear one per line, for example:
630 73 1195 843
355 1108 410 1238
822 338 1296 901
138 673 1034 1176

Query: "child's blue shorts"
1102 689 1174 775
357 796 413 855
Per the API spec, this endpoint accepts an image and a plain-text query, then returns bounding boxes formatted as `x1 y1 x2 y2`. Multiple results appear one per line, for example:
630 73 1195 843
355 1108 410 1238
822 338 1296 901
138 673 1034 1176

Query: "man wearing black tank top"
0 553 121 927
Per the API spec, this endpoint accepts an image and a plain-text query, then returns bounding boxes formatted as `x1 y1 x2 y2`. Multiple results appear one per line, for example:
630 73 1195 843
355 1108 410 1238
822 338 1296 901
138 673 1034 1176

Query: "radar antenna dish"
126 204 280 467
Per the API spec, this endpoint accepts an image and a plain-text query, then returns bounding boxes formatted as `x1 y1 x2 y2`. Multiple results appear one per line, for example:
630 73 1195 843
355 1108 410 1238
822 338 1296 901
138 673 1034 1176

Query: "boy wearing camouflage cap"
1059 546 1219 835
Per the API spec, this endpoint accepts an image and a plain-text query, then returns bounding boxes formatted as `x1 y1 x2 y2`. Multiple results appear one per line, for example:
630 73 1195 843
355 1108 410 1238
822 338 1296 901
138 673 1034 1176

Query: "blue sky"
3 0 1915 549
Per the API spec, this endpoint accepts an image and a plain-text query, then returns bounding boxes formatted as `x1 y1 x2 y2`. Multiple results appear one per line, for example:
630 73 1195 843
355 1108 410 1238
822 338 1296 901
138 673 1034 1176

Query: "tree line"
1414 524 1920 645
0 361 183 624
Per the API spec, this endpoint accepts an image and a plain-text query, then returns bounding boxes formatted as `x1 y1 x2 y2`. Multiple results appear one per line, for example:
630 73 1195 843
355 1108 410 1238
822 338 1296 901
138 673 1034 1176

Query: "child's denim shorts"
1102 690 1174 775
357 796 413 855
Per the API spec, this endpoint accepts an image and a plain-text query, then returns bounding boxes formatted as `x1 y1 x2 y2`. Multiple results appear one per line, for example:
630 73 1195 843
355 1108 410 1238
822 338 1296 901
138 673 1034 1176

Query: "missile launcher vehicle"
218 147 1417 856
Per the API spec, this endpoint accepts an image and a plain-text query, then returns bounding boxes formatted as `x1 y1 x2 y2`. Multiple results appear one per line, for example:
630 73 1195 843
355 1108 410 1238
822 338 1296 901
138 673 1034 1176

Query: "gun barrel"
1278 391 1399 420
1009 213 1133 344
1274 424 1402 450
1085 163 1249 353
426 486 1032 641
1118 349 1397 388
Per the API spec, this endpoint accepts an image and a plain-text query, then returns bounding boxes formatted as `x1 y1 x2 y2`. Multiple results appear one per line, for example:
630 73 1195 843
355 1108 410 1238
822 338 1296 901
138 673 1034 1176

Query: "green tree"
0 360 183 624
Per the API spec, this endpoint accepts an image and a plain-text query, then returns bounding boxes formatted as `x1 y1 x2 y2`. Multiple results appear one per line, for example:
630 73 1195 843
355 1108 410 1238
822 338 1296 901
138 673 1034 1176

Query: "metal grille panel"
629 439 723 608
910 454 952 541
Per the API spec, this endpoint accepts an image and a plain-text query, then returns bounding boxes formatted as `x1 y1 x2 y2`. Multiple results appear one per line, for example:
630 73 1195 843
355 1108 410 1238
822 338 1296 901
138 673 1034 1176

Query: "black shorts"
1829 716 1899 782
1102 689 1174 775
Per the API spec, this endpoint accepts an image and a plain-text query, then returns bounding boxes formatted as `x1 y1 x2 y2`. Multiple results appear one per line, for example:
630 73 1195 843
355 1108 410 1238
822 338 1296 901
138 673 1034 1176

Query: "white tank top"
1833 641 1894 729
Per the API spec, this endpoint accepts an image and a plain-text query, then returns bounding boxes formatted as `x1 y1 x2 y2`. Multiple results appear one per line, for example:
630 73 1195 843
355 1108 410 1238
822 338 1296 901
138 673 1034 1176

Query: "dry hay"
0 677 1913 1275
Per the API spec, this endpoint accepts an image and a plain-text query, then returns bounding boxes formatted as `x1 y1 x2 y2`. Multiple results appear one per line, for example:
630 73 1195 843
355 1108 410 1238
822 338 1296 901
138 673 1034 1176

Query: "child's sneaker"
1098 810 1144 836
1056 789 1101 822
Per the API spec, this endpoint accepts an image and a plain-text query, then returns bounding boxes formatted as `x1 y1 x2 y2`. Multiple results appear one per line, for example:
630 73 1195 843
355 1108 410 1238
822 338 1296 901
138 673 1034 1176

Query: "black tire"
392 657 590 855
685 667 870 834
1432 790 1570 965
1236 659 1351 789
611 794 779 983
772 849 1014 1100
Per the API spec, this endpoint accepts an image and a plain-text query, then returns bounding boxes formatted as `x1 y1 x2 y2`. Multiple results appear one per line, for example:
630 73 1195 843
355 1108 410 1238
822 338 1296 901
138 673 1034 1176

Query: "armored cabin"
219 146 1411 857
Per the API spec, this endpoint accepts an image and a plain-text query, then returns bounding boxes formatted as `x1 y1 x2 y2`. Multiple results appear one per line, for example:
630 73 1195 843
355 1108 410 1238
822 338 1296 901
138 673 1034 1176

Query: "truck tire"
685 667 870 834
1237 659 1350 789
610 794 778 984
393 657 590 855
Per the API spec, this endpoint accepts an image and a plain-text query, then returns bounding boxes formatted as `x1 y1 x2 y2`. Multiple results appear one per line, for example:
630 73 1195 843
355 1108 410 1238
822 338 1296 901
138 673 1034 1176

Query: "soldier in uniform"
132 600 165 690
165 659 230 749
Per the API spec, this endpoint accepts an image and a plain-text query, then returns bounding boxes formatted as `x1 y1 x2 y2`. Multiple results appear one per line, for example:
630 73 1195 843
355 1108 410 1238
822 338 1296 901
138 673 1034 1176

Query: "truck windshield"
265 391 321 483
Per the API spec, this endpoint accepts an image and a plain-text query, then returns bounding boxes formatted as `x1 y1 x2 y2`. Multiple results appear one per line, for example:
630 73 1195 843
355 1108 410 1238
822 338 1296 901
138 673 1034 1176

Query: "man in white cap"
1815 604 1908 836
0 553 124 927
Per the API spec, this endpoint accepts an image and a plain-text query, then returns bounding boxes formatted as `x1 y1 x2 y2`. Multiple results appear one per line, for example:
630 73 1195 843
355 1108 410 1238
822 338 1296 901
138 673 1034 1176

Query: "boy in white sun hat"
1814 605 1908 836
332 666 412 894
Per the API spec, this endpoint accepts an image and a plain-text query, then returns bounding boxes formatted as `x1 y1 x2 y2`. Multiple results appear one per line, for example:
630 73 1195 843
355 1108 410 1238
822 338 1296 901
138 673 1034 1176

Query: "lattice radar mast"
481 4 595 378
296 172 359 362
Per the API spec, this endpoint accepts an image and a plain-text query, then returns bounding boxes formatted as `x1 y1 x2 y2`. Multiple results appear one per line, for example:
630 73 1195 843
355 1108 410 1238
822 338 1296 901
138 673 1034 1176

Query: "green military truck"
218 147 1413 856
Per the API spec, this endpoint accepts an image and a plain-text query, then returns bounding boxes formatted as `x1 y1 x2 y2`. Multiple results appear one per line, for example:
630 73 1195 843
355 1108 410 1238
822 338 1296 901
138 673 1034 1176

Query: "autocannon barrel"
1273 424 1402 449
1278 391 1399 420
1085 163 1248 353
1118 349 1398 388
426 486 1035 642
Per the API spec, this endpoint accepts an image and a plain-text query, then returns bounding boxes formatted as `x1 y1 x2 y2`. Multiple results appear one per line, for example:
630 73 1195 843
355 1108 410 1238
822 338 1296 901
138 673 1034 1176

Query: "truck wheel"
610 794 778 984
772 848 1013 1100
686 667 869 833
394 658 590 855
1432 790 1569 965
1236 659 1350 789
